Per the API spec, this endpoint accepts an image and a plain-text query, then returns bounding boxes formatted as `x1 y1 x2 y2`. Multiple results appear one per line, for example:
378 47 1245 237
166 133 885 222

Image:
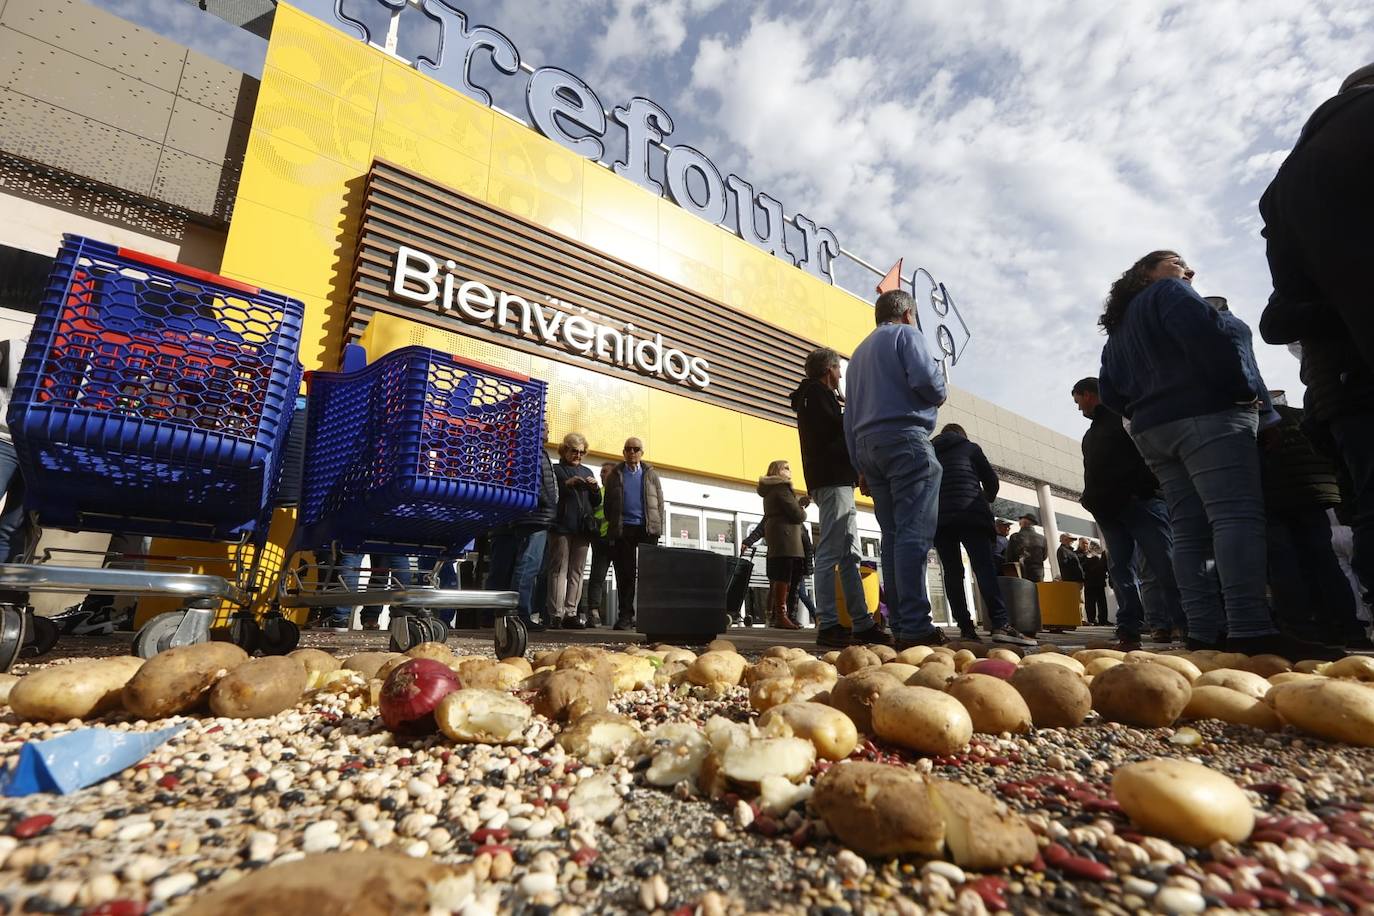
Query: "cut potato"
1090 662 1191 727
557 712 642 765
750 676 798 712
1112 758 1255 845
1194 668 1270 700
945 674 1032 734
758 701 860 760
532 669 609 722
435 688 531 744
602 653 656 693
1010 663 1091 728
499 656 533 677
1270 679 1374 747
810 762 944 857
639 723 710 786
928 778 1038 869
1183 685 1281 731
719 736 815 787
872 686 973 755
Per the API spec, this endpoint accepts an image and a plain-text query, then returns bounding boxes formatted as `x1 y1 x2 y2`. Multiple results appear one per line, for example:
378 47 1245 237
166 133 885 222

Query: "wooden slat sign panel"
348 159 815 427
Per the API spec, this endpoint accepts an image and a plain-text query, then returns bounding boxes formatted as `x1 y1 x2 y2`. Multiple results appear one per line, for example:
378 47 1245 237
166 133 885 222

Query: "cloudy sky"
102 0 1371 436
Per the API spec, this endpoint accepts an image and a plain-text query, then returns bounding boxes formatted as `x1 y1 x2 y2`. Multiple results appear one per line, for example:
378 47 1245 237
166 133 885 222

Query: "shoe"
894 628 948 651
958 625 982 642
776 611 800 630
613 615 636 631
51 603 116 637
562 615 586 630
1226 633 1344 662
1148 629 1174 643
1343 632 1374 650
326 624 351 633
988 626 1036 647
816 625 852 648
850 624 893 647
361 621 381 631
1114 633 1142 652
524 616 547 632
1184 636 1221 651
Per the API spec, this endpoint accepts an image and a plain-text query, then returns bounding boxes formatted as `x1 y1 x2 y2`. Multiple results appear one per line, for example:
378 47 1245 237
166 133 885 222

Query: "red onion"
966 658 1018 680
379 658 461 734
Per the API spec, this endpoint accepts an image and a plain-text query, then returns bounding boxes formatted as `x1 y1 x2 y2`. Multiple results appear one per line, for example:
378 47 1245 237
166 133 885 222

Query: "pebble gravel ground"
1 631 1372 915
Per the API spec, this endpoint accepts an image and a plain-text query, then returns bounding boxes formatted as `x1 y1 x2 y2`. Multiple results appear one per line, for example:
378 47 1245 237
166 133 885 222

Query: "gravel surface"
1 630 1372 915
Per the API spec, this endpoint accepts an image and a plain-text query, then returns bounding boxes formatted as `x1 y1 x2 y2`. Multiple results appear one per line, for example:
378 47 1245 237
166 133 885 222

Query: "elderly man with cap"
993 519 1012 570
1006 513 1047 582
1260 63 1374 623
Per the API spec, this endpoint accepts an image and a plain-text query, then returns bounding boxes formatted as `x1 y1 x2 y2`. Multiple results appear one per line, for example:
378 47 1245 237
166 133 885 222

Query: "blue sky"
96 0 1373 436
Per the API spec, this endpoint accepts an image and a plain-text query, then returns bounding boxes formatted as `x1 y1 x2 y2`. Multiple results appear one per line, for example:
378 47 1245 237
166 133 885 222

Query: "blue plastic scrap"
1 723 186 796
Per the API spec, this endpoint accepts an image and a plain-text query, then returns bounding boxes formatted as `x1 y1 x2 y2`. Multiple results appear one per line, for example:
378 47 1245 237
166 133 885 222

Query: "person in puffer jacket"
930 424 1032 645
757 459 809 630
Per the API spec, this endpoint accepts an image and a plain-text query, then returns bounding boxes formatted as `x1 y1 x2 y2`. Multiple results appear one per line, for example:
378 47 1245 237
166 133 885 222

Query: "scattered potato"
1270 679 1374 747
879 663 920 684
1194 668 1270 700
928 778 1038 869
1073 649 1125 664
435 688 531 744
869 644 897 663
894 646 935 665
288 648 342 681
1090 662 1191 727
601 654 656 693
1321 656 1374 682
532 669 609 722
1268 671 1321 687
707 638 736 654
906 663 957 691
872 685 973 756
1010 663 1091 728
404 642 454 662
759 701 860 760
343 652 403 680
556 646 608 673
558 713 643 765
685 652 748 693
758 775 815 816
1113 758 1255 845
1183 686 1282 731
987 648 1022 664
1294 659 1325 674
1134 654 1201 682
208 656 308 719
827 668 905 733
122 643 249 719
951 649 977 672
719 737 815 788
0 673 18 706
749 676 799 712
10 656 144 722
1021 653 1086 676
821 651 841 665
745 657 792 685
499 657 533 677
1085 657 1123 677
946 674 1032 734
1236 654 1293 678
964 658 1017 680
532 649 561 670
456 658 523 691
810 762 945 857
836 646 882 675
790 659 839 686
639 723 710 786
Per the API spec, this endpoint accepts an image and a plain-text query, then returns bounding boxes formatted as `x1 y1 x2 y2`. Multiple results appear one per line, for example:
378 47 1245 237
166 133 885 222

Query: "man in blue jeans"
790 346 890 648
484 448 557 630
1071 377 1185 650
843 290 948 648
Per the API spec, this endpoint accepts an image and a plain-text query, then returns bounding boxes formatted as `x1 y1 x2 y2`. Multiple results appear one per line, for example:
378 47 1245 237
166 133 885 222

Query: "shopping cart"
279 345 545 658
0 234 304 666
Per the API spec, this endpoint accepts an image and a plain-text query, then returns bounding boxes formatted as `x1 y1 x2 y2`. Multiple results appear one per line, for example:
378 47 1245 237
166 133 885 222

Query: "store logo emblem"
293 0 842 283
389 246 712 389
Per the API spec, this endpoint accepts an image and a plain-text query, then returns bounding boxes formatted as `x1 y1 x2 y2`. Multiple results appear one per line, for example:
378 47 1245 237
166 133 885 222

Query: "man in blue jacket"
844 290 949 648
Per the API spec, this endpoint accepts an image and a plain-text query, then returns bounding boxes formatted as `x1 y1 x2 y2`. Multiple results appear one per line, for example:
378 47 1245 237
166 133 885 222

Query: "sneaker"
851 624 894 647
1114 633 1143 652
361 621 380 631
1184 636 1222 652
988 626 1036 647
524 616 547 632
562 615 586 630
817 625 852 648
894 628 948 651
958 625 982 642
1226 633 1344 662
612 615 636 631
1148 628 1175 644
51 603 116 637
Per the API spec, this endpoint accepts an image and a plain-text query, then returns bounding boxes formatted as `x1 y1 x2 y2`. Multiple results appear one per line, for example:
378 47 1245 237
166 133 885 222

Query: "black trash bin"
998 576 1041 635
636 545 728 643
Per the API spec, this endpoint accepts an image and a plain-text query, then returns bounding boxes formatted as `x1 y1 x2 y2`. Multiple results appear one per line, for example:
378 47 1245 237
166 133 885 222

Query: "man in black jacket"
1056 534 1084 583
789 347 890 648
1259 63 1374 617
931 424 1032 644
1071 377 1186 649
484 448 558 630
1079 538 1110 625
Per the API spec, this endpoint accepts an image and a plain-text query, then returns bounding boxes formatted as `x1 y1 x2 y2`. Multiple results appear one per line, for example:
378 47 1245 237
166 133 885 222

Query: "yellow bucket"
1036 581 1083 628
836 564 881 628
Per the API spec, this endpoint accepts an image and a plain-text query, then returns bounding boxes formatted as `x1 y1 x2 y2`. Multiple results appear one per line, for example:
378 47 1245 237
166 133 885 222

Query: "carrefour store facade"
0 0 1095 620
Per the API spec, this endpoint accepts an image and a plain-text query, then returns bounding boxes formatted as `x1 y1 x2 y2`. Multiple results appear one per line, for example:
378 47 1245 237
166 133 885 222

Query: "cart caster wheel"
134 611 188 659
0 604 28 673
423 617 449 644
260 614 300 655
495 616 527 660
388 614 428 653
224 612 262 655
20 612 59 659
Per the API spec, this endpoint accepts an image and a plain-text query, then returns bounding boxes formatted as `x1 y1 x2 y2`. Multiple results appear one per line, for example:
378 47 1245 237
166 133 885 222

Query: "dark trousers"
1084 584 1109 625
1331 414 1374 607
934 525 1007 630
1267 506 1361 639
610 525 653 620
580 538 612 621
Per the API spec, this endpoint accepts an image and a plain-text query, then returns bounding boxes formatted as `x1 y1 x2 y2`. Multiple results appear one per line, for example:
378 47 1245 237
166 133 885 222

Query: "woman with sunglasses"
545 432 600 629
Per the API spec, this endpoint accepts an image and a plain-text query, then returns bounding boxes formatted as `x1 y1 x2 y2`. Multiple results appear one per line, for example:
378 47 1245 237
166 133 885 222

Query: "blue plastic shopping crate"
7 234 305 541
299 346 546 553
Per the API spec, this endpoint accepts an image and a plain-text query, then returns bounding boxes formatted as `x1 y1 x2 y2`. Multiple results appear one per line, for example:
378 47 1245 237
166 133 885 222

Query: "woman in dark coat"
931 424 1031 644
757 459 809 630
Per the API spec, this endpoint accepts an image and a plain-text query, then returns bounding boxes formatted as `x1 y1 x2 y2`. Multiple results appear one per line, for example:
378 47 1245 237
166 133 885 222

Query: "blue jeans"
325 554 412 626
1330 413 1374 606
1131 407 1274 642
812 485 875 631
1267 507 1360 638
485 527 548 624
854 428 942 640
934 524 1006 630
1097 496 1185 639
0 439 28 564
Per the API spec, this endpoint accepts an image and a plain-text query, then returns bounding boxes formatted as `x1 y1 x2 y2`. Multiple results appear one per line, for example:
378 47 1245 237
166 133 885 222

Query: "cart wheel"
226 612 263 655
0 604 28 673
494 616 527 660
388 614 428 653
260 614 300 655
20 613 59 659
424 617 449 644
134 611 187 659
